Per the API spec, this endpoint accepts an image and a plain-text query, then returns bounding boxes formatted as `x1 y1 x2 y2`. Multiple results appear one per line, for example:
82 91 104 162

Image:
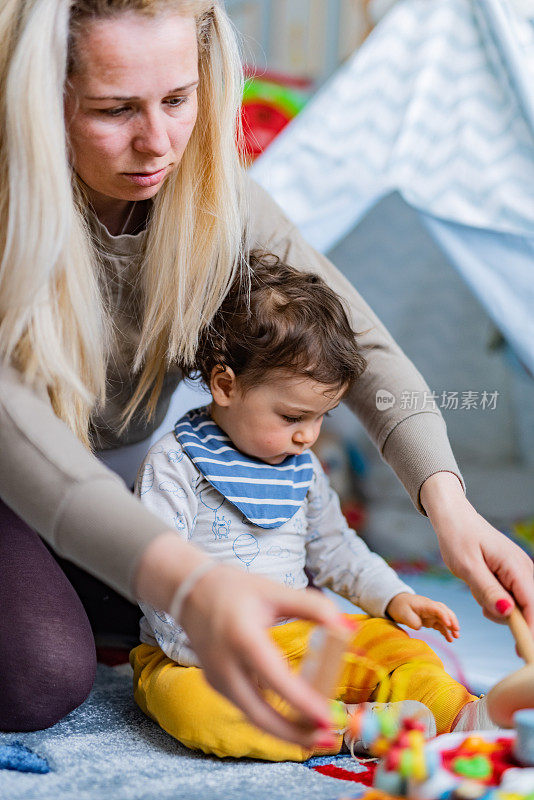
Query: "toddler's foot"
343 700 437 755
451 696 499 732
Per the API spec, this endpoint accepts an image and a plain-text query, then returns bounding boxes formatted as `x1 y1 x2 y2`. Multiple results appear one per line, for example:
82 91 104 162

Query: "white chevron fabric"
251 0 534 248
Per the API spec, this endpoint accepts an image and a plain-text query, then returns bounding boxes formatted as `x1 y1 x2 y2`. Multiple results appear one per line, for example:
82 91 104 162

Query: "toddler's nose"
293 422 319 447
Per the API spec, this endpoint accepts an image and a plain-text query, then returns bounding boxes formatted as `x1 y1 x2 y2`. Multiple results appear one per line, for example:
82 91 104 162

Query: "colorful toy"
341 705 534 797
302 608 534 799
346 704 439 796
346 604 534 798
239 69 312 163
356 730 534 798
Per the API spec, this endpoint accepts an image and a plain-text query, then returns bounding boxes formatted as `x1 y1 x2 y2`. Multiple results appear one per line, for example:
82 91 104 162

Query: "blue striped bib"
173 407 314 528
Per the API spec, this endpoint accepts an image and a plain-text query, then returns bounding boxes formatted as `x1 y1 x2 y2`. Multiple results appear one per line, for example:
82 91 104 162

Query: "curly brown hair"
188 251 367 394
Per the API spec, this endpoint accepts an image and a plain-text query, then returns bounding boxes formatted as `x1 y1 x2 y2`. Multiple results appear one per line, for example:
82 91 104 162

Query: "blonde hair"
0 0 246 446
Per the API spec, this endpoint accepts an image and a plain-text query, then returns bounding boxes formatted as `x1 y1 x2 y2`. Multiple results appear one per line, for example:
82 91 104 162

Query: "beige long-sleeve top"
0 178 462 602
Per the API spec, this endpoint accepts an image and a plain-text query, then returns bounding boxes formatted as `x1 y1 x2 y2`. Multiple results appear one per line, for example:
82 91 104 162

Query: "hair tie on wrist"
169 561 218 625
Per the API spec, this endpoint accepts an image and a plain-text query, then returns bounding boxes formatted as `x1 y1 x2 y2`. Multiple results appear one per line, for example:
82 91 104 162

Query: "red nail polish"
496 598 513 615
316 719 332 730
338 615 358 631
316 735 337 749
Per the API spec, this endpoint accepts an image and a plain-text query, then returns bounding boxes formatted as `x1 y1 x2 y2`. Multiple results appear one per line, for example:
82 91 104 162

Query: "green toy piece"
329 700 348 731
242 77 309 119
452 754 492 780
399 748 415 778
376 709 399 739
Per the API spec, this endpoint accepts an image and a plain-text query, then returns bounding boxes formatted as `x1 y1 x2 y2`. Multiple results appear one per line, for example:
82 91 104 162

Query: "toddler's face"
212 372 345 465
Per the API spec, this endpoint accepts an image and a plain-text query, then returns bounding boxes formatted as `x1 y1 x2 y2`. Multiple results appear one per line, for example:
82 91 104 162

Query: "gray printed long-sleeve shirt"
135 431 414 667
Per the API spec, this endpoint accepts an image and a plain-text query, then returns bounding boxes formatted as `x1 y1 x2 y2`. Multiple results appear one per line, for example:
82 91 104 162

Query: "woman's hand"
420 472 534 631
386 592 460 642
134 533 342 748
180 563 344 747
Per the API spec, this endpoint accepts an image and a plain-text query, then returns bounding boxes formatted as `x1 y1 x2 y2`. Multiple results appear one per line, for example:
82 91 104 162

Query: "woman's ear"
210 365 237 407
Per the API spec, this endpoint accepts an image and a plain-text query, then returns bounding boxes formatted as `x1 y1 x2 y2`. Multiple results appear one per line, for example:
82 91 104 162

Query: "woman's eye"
100 106 129 117
97 97 185 117
167 96 187 108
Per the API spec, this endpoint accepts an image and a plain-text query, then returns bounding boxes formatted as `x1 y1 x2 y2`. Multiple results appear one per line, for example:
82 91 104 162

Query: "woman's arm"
245 176 534 629
0 363 170 600
0 363 341 745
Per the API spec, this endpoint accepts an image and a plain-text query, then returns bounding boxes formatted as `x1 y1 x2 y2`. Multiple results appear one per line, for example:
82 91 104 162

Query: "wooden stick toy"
487 605 534 729
299 622 356 699
508 606 534 664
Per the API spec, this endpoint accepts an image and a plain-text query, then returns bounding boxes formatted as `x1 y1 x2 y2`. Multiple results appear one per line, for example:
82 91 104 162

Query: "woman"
0 0 531 741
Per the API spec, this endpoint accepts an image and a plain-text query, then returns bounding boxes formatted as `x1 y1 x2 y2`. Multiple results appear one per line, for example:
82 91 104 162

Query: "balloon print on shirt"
212 513 231 540
199 489 224 513
139 464 154 495
166 445 184 464
233 533 259 570
198 489 230 541
266 545 290 559
158 480 187 498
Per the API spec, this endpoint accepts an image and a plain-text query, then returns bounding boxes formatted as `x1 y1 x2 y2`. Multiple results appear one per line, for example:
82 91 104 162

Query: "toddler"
130 253 492 761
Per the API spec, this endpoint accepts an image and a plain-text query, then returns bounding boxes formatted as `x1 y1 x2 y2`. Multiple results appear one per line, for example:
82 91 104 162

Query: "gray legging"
0 499 139 732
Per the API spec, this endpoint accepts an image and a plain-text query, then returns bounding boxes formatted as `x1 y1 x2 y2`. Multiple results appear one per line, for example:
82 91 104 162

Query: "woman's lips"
122 167 167 187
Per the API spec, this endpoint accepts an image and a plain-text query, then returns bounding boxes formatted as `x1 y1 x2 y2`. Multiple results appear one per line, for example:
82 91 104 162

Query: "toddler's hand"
386 592 460 642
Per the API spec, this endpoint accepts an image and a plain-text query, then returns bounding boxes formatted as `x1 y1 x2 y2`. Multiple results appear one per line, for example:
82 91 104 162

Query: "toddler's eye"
282 415 302 424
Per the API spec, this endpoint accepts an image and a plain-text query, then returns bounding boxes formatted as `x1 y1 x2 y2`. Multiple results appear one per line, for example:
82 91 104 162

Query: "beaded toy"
302 609 534 800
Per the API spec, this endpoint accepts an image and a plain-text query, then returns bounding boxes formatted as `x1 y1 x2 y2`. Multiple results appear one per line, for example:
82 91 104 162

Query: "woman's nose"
133 111 170 156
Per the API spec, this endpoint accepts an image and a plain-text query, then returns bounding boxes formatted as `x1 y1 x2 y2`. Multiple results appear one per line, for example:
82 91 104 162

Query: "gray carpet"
0 665 368 800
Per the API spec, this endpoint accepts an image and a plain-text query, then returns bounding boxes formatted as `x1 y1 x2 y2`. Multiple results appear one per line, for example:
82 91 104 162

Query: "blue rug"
0 665 368 800
2 573 512 798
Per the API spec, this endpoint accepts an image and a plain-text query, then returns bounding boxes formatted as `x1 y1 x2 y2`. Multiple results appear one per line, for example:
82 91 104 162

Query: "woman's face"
64 11 199 214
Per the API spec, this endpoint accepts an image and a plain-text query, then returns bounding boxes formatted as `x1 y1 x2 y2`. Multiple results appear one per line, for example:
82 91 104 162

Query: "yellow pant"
130 614 476 761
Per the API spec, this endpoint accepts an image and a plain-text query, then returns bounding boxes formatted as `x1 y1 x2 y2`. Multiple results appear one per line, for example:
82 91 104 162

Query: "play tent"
251 0 534 377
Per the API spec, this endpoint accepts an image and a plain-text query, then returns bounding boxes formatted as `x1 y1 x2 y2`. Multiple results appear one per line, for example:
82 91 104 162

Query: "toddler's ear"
210 364 238 406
